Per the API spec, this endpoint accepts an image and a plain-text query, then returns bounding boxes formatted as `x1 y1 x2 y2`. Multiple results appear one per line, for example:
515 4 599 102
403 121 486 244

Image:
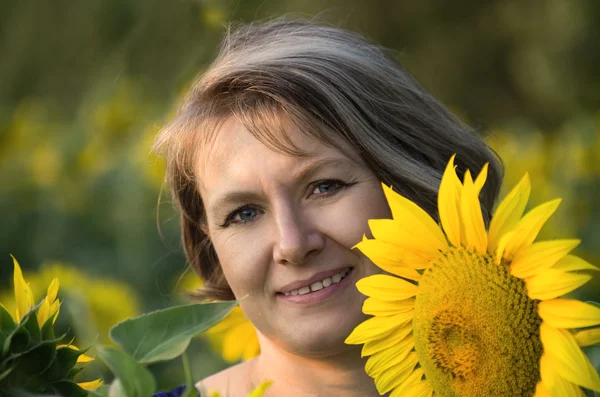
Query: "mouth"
277 267 353 297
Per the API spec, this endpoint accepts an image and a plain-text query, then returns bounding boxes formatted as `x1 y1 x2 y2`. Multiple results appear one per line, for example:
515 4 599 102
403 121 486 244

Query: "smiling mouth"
278 267 353 296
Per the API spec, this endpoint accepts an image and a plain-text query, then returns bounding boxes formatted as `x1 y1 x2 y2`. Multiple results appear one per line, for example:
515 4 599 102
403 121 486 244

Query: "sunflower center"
413 247 543 397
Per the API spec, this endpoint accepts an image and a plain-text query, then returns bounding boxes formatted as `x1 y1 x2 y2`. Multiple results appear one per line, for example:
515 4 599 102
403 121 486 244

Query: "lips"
277 266 353 294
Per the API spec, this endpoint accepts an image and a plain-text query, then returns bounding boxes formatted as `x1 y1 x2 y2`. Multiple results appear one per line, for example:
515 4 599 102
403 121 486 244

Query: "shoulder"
196 359 255 396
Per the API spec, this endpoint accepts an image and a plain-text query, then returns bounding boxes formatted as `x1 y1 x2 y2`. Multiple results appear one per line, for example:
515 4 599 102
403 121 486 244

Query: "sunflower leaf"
109 301 238 363
0 304 16 333
97 345 155 397
48 380 89 397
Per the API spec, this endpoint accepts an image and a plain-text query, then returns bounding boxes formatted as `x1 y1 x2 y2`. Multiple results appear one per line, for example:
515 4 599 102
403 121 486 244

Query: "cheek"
212 231 271 297
318 184 391 247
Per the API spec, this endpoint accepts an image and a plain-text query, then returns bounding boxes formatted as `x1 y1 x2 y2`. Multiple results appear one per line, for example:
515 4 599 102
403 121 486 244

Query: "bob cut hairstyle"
153 17 504 301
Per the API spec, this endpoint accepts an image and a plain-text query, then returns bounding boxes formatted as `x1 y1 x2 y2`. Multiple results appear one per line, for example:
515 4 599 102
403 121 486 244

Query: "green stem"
181 352 196 397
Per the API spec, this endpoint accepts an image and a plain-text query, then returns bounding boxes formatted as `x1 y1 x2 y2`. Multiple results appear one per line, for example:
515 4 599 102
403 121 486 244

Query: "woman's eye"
221 206 261 227
237 208 258 222
311 180 349 196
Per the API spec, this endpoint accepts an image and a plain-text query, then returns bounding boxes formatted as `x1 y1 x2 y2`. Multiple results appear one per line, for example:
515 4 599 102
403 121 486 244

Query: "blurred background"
1 0 599 392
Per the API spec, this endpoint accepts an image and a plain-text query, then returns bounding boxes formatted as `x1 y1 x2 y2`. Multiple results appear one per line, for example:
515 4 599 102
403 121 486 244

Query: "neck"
250 334 381 397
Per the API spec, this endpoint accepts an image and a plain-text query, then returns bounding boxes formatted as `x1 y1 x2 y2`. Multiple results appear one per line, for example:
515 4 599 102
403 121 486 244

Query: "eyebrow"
207 157 358 217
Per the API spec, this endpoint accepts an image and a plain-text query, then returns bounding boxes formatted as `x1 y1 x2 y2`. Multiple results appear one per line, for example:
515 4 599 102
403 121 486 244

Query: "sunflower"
3 256 103 391
345 155 600 397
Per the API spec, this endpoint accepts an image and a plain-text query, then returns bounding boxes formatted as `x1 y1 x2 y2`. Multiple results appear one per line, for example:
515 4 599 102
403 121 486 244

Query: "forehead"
195 116 357 189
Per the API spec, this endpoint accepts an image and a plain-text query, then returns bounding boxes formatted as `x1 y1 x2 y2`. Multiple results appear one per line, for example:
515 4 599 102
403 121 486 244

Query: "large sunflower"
346 155 600 397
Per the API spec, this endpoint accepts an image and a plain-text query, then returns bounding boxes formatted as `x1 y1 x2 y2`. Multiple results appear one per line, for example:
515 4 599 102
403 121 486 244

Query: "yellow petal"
50 301 60 324
398 381 433 397
494 230 515 264
77 353 95 363
356 275 419 301
58 344 95 363
539 353 583 397
459 169 487 253
533 381 552 397
438 154 462 247
574 328 600 347
241 327 261 361
374 351 418 394
540 322 600 391
526 270 591 300
46 278 60 303
538 299 600 329
473 163 489 196
511 239 580 279
223 322 250 362
389 367 425 397
552 255 599 272
345 312 413 345
503 199 561 261
354 238 431 271
365 333 414 376
248 381 273 397
12 255 35 323
363 297 415 316
381 184 447 250
369 219 443 259
361 322 412 357
78 379 103 391
37 298 50 327
488 173 531 253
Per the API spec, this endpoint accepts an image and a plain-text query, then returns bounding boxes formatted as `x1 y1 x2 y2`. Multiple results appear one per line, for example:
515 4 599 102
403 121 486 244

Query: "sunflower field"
0 0 599 395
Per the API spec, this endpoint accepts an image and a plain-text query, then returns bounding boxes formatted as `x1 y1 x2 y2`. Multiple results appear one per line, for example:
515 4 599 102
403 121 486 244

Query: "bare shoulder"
196 359 255 397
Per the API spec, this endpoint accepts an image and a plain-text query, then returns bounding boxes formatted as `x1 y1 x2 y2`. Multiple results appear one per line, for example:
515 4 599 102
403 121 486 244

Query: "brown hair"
153 17 504 301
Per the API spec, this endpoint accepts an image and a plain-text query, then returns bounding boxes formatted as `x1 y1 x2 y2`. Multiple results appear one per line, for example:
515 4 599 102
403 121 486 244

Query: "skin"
195 117 392 396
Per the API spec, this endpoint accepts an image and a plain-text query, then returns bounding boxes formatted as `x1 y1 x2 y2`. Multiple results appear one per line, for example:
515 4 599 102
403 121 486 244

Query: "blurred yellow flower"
175 270 260 362
0 261 141 345
206 307 261 363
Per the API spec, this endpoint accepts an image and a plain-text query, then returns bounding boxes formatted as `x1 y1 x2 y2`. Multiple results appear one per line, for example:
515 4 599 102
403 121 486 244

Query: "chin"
280 306 368 358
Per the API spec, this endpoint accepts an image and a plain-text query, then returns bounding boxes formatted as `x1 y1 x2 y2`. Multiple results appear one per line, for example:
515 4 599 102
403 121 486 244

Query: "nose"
272 204 325 266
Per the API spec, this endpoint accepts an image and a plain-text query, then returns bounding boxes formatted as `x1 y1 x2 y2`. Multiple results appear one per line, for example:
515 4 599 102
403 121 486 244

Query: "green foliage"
110 301 239 363
0 304 88 396
97 301 238 396
96 346 155 397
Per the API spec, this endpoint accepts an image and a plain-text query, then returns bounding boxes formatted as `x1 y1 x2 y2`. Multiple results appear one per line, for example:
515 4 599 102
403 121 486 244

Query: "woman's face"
197 117 391 357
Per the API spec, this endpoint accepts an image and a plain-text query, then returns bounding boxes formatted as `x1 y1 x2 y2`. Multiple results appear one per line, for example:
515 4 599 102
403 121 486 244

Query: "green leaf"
48 380 89 397
41 345 83 383
96 345 156 397
11 342 56 377
0 304 16 334
40 313 57 341
2 304 43 357
109 301 238 363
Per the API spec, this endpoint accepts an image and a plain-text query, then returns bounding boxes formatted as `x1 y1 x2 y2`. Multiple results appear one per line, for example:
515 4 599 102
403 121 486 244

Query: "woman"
153 17 503 396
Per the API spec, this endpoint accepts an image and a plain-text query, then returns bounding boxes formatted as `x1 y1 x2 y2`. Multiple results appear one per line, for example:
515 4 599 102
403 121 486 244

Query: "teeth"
282 268 351 297
298 286 311 295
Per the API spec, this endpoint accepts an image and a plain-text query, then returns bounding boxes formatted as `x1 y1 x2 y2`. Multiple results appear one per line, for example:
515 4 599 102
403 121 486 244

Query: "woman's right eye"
220 205 261 227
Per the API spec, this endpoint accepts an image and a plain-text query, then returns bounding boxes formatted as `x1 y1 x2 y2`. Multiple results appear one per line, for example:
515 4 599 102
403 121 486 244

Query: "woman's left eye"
310 179 351 197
